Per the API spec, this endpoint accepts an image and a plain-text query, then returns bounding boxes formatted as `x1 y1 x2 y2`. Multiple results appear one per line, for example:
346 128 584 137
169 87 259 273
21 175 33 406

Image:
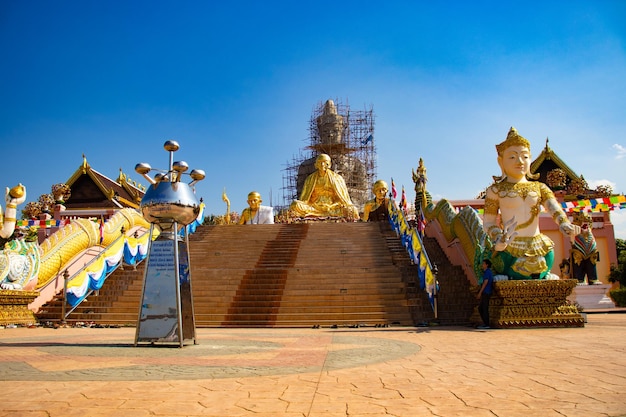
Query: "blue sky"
1 1 625 238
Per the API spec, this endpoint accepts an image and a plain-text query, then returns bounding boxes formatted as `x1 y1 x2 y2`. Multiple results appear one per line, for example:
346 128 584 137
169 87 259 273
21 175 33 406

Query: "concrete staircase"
36 222 449 327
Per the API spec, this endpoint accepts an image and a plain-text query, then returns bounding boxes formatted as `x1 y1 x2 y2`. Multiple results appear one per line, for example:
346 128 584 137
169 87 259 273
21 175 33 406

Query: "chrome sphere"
140 181 200 225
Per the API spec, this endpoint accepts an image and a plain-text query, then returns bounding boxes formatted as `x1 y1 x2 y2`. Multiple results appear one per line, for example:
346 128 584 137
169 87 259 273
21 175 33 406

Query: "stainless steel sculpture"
134 140 205 347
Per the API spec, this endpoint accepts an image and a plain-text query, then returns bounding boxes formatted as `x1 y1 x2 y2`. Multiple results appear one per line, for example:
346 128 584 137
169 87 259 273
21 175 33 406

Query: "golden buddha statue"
238 191 274 224
362 180 389 222
483 127 579 279
296 100 368 209
289 153 359 220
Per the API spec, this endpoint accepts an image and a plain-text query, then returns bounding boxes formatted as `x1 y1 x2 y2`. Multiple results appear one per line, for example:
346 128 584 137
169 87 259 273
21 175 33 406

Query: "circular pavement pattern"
0 329 422 381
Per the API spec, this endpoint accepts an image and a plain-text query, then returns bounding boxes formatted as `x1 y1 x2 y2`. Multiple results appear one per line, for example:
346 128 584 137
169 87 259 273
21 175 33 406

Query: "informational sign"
136 239 181 343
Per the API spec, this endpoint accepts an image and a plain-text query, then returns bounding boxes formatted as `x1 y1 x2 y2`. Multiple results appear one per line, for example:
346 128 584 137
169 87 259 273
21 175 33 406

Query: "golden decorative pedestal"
490 280 584 328
0 290 39 326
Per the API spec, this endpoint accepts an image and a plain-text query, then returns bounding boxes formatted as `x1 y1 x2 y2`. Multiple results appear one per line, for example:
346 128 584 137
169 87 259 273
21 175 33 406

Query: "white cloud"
611 210 626 240
613 144 626 160
586 178 616 191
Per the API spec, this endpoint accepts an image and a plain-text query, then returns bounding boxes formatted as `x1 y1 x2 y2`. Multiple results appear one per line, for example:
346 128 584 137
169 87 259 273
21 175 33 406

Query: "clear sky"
1 1 625 238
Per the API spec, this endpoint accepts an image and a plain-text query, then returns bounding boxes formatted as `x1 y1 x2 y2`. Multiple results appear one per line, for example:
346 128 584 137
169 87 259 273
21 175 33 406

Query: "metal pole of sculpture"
134 140 205 347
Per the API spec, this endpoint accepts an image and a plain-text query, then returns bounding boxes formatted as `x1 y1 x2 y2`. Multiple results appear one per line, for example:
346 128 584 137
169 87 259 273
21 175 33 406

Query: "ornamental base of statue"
0 290 39 326
487 280 584 328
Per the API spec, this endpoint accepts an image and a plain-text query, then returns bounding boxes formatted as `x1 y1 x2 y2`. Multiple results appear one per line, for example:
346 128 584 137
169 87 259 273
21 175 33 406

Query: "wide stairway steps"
36 222 471 328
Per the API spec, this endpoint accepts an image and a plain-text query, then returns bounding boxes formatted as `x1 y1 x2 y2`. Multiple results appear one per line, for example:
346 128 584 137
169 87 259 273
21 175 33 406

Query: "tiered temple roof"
63 156 145 210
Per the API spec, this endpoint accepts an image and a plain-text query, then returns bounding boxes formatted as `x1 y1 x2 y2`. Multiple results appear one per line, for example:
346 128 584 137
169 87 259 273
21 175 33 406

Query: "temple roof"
63 156 145 210
530 138 580 186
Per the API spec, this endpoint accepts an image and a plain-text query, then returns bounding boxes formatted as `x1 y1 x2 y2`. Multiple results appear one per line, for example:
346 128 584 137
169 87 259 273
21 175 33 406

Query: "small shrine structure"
62 155 146 217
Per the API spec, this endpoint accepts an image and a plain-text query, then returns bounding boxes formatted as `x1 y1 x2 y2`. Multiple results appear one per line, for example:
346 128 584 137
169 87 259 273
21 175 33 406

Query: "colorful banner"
560 195 626 213
16 219 71 227
470 194 626 215
65 232 150 307
387 198 436 311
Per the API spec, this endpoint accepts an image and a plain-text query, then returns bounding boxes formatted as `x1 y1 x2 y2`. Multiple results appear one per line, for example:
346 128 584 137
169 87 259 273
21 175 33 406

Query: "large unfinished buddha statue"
296 99 368 209
316 99 345 146
289 153 359 220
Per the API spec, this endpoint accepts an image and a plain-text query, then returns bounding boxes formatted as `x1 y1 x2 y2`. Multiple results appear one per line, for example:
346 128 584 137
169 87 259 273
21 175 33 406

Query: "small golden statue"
238 191 274 224
412 158 427 195
483 127 580 279
289 154 359 220
362 180 389 222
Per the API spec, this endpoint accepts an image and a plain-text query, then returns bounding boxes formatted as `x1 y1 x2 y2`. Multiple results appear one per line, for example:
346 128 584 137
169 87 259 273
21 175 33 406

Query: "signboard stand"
134 223 196 347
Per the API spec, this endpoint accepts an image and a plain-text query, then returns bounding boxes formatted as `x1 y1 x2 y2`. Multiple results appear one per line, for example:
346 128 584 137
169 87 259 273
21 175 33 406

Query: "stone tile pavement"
0 313 625 417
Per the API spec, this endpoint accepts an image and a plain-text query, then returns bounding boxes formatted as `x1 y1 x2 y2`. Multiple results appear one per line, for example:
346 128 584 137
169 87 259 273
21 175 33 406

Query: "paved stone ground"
0 313 625 417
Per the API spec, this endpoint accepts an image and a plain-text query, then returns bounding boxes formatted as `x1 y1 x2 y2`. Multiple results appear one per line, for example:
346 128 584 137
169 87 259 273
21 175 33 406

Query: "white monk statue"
238 191 274 224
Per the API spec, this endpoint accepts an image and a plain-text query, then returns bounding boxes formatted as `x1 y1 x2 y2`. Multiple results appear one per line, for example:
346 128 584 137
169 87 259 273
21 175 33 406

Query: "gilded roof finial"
81 154 90 174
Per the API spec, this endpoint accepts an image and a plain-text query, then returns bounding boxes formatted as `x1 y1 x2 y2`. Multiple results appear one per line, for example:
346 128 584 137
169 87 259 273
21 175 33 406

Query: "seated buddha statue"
289 153 359 220
238 191 274 224
483 127 580 279
362 180 389 222
296 99 368 209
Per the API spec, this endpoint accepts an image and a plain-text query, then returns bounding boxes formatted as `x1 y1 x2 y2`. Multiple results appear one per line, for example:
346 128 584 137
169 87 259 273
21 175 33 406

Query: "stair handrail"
59 214 204 320
61 227 150 320
387 199 439 318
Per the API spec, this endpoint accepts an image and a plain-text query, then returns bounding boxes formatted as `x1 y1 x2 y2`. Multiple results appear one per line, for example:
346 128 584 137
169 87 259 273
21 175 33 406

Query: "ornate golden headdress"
496 127 531 156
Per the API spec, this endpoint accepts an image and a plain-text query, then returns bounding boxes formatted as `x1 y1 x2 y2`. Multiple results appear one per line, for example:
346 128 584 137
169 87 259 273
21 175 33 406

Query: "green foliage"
608 238 626 288
609 288 626 307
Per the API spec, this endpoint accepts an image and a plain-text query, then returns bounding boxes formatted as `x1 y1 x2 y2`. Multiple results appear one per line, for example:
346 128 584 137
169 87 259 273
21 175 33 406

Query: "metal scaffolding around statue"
282 99 376 212
134 141 205 347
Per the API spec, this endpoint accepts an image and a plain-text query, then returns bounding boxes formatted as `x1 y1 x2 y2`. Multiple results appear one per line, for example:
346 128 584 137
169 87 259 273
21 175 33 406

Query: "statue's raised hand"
561 221 581 241
494 217 518 252
5 184 27 205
